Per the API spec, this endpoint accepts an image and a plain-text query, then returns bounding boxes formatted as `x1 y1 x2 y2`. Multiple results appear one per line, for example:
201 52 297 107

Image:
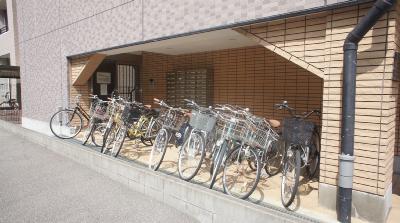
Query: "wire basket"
282 117 315 146
121 103 142 126
160 109 187 131
245 120 279 150
92 102 109 120
189 110 217 133
216 114 247 142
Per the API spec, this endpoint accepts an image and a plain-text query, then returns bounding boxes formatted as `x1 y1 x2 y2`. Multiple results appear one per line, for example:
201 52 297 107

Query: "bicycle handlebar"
275 100 320 119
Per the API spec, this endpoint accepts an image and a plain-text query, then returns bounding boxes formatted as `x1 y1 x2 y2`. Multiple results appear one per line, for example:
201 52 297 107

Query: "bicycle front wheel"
222 146 261 199
281 147 300 207
50 109 83 139
92 123 106 147
209 141 227 189
178 132 205 181
140 117 153 146
82 119 96 145
148 128 169 171
101 123 117 153
110 126 127 157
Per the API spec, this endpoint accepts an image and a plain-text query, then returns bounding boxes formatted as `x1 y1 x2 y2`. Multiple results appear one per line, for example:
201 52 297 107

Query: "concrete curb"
0 120 322 223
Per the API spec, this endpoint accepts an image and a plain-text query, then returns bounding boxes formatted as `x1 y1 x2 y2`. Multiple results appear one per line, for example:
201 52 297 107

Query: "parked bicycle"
275 101 320 207
148 98 190 171
49 94 99 139
100 96 126 152
107 101 144 157
209 105 265 199
177 99 218 181
82 98 110 146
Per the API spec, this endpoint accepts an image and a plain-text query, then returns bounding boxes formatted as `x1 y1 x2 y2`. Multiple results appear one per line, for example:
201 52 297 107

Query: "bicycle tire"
50 109 83 139
178 132 206 181
82 120 96 145
91 124 106 147
110 126 127 157
265 139 285 176
140 118 153 146
209 141 227 189
148 128 169 171
222 146 261 199
281 147 300 207
307 130 320 179
143 118 161 141
101 123 116 153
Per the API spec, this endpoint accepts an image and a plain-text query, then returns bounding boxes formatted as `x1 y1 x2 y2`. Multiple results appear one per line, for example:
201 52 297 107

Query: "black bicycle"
49 94 99 139
275 101 320 207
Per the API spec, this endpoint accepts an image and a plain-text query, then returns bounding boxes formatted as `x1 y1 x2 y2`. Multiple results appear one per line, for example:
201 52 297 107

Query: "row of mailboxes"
166 69 212 108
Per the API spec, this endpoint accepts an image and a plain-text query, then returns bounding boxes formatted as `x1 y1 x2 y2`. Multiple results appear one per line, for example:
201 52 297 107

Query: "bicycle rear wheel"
281 147 300 207
144 118 161 141
178 132 205 181
50 109 83 139
265 139 285 176
222 146 261 199
148 128 169 171
307 130 320 179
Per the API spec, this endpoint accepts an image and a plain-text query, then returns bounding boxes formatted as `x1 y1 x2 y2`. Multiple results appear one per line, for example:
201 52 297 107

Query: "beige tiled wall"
239 2 398 196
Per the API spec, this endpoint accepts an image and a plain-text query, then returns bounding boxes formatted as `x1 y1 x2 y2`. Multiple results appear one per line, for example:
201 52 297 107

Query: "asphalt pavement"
0 129 197 223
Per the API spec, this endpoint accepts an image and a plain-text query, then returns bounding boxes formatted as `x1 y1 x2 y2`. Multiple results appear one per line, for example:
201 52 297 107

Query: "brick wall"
140 46 323 124
234 1 398 196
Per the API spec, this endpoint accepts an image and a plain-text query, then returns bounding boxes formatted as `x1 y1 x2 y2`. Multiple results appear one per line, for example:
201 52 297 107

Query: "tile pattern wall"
240 2 399 196
140 46 323 125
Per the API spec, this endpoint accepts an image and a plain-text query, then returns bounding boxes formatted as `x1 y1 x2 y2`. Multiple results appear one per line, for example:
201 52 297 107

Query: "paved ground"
0 130 197 223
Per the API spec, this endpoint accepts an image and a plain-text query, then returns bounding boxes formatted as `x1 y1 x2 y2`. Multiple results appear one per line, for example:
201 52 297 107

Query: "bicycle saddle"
268 119 281 128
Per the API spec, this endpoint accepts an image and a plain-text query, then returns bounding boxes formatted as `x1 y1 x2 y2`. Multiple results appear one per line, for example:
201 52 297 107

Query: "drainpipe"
339 0 395 222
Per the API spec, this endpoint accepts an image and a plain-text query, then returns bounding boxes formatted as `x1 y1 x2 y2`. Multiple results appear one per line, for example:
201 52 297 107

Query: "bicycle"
0 92 19 110
82 98 109 146
148 98 190 171
177 99 217 181
108 101 144 157
100 96 126 152
49 94 99 139
275 101 320 207
209 105 261 199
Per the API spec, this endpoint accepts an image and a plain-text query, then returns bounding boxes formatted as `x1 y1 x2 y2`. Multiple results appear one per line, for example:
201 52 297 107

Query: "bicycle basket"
121 103 142 125
92 102 108 120
282 118 315 146
217 115 247 142
189 110 217 133
245 120 279 150
162 109 187 131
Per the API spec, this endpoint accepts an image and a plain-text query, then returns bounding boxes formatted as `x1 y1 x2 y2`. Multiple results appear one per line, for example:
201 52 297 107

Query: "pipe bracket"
338 153 355 189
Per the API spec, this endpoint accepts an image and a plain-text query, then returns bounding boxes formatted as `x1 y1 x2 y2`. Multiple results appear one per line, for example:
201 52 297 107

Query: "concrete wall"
15 0 354 132
0 119 331 223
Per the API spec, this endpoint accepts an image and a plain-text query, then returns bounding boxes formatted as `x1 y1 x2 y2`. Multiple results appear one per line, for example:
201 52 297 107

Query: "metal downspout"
339 0 395 222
